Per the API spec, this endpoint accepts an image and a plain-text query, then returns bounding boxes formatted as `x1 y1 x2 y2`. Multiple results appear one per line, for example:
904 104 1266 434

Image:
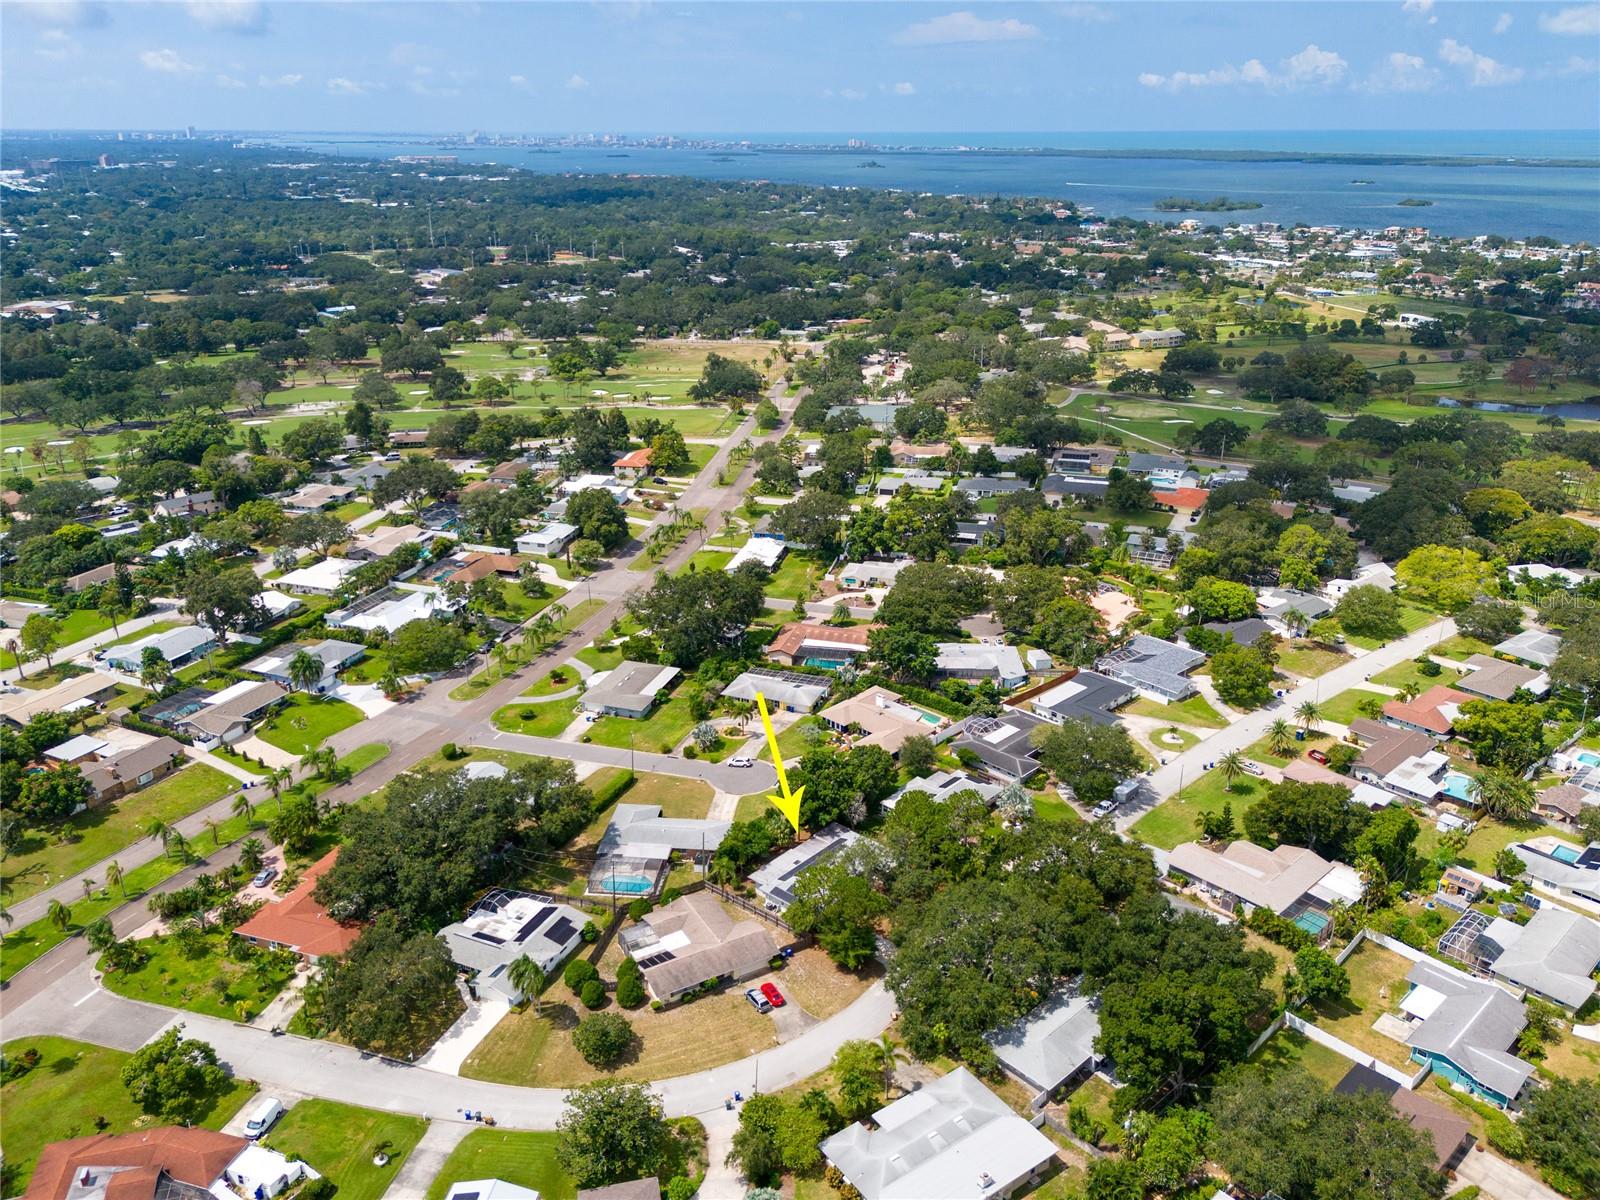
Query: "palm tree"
1282 607 1309 639
873 1033 910 1094
379 669 405 699
1399 681 1423 703
1295 701 1322 735
1468 770 1535 822
81 876 96 902
708 856 739 888
98 595 125 637
145 818 174 848
46 899 72 933
167 830 189 863
232 793 255 825
1267 718 1297 759
205 818 221 847
300 749 324 778
507 955 546 1015
1218 751 1246 793
287 650 323 694
106 859 125 898
8 639 25 681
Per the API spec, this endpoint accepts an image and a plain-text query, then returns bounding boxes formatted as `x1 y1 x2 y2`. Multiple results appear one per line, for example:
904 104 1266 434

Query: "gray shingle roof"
1487 907 1600 1010
1402 958 1534 1100
985 988 1101 1093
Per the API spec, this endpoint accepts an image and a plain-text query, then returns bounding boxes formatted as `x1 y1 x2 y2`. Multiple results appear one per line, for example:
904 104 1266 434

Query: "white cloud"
139 48 199 73
11 1 108 29
1140 43 1346 91
1402 0 1438 23
326 77 371 96
894 10 1041 45
508 73 529 89
1493 12 1514 33
35 29 80 60
565 73 589 90
839 87 867 100
1545 54 1600 76
1439 37 1524 85
213 73 247 88
185 1 264 33
1539 5 1600 35
258 72 301 87
407 77 460 98
1361 51 1438 91
891 81 916 95
1056 3 1114 23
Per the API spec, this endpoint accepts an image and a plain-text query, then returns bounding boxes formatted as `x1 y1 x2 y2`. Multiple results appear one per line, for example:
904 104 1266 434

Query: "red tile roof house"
1151 487 1210 512
26 1128 246 1200
612 448 654 479
234 849 362 962
1380 685 1474 737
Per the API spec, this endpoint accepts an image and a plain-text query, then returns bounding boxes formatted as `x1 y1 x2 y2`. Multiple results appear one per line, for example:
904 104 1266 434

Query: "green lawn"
340 742 391 775
0 609 116 667
762 553 823 602
1 1036 255 1196
575 641 627 673
492 697 580 738
1131 772 1270 851
1247 1027 1358 1088
2 762 238 904
1343 600 1439 651
1434 634 1494 662
1370 658 1463 693
94 619 186 651
1414 814 1579 877
424 1131 577 1200
1277 642 1351 679
332 500 374 522
99 927 297 1021
610 771 713 818
265 1100 427 1200
521 663 583 697
256 693 365 755
756 715 826 763
1320 688 1392 727
586 696 698 754
1124 694 1228 730
1033 788 1083 823
210 745 268 777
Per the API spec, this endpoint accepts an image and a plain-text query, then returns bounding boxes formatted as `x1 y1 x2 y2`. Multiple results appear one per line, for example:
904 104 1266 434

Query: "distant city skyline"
3 1 1598 134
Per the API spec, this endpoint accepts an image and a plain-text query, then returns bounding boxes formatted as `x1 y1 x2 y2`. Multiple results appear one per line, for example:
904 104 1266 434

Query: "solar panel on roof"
470 932 505 945
512 905 555 942
545 916 579 945
637 951 675 968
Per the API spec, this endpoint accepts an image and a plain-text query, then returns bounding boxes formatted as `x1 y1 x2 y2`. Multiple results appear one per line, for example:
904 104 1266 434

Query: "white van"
243 1097 285 1140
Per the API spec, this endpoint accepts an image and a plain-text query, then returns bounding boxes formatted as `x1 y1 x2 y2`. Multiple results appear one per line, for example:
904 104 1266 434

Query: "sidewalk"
1 601 181 685
380 1120 469 1200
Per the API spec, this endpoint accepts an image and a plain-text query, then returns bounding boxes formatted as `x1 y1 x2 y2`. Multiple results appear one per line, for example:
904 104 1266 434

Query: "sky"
3 0 1598 134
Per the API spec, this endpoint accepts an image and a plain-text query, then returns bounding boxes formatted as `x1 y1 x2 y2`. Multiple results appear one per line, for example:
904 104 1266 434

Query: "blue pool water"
1576 752 1600 768
1294 911 1331 936
920 713 943 725
1552 845 1582 864
602 875 655 895
1442 772 1474 802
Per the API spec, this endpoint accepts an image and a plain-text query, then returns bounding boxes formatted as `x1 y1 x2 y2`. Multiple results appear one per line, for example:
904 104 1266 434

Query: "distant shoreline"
750 145 1600 169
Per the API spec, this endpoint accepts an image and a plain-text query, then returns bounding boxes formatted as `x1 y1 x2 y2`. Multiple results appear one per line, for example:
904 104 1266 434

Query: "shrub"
300 1181 337 1200
580 979 608 1009
665 1178 696 1200
1487 1112 1526 1158
581 920 600 943
651 999 665 1012
626 897 654 921
440 743 460 760
573 1011 635 1066
684 745 698 759
660 887 681 906
564 958 599 991
616 958 647 1008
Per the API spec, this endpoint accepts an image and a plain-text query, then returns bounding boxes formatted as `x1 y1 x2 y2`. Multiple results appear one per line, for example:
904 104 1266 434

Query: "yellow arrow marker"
755 691 803 834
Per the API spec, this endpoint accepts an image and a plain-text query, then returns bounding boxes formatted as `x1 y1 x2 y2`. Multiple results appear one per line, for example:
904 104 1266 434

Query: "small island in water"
1154 196 1263 212
857 160 886 169
1397 198 1435 207
1350 179 1376 185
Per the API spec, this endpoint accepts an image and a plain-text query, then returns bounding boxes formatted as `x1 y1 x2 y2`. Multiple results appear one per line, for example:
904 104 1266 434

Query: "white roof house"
559 473 632 502
326 586 456 635
438 889 588 1004
516 522 578 556
726 535 786 573
44 733 111 762
443 1183 540 1200
276 556 363 595
1484 906 1600 1011
821 1067 1057 1200
102 625 216 672
599 803 730 861
1494 630 1562 668
215 1141 319 1200
580 661 682 718
721 668 831 713
884 769 1004 811
749 822 862 911
935 643 1028 688
986 987 1102 1099
257 590 304 620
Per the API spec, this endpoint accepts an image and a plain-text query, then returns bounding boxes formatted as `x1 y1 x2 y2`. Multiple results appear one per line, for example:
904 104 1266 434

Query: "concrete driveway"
1451 1146 1565 1199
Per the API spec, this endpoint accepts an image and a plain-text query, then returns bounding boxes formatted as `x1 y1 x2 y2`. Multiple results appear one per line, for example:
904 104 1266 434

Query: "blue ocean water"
263 131 1600 241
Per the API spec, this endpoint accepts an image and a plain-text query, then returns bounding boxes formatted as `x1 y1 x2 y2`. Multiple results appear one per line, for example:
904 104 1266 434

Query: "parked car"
728 756 754 768
744 988 772 1014
1240 761 1265 777
243 1097 285 1140
760 982 786 1008
1308 749 1329 764
252 867 278 888
1091 800 1115 819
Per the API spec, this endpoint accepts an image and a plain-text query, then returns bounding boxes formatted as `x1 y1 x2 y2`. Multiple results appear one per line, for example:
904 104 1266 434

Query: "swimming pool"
1441 771 1474 802
599 875 655 895
1551 844 1582 864
1576 751 1600 768
1293 910 1330 936
920 712 942 725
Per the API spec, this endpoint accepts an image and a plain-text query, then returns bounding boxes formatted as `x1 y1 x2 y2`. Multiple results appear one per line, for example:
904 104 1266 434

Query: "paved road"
480 730 776 793
1115 617 1458 832
0 599 183 686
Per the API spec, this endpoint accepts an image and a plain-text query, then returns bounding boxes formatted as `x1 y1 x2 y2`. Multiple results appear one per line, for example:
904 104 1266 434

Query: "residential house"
1321 562 1396 601
0 672 119 727
1124 452 1189 477
1348 720 1439 785
80 738 188 804
888 439 950 467
750 822 862 911
955 476 1031 501
1132 327 1185 349
1150 486 1210 514
1507 563 1593 588
1456 654 1548 701
26 1127 316 1200
234 849 363 963
1399 957 1535 1108
44 734 111 764
246 639 366 693
1332 483 1384 505
575 1181 661 1200
944 709 1051 781
516 522 578 557
819 1066 1057 1200
721 668 830 713
580 661 681 719
817 685 947 754
559 473 632 503
330 460 391 490
389 429 430 447
1166 839 1363 936
1438 865 1497 905
437 888 589 1003
1493 629 1562 669
326 585 458 636
1381 686 1473 738
985 987 1102 1104
1510 838 1600 909
766 622 877 669
152 490 220 518
837 560 911 590
1051 446 1117 474
1380 748 1455 804
873 472 943 497
611 447 654 479
1096 634 1204 702
170 680 286 748
725 535 786 574
1334 1065 1474 1173
600 803 730 864
148 534 207 562
487 459 532 486
884 769 1004 810
1195 617 1273 647
282 482 355 515
1467 906 1600 1011
276 556 363 596
1281 757 1393 808
1257 588 1334 635
445 1182 542 1200
1124 531 1179 569
1041 473 1109 506
101 625 215 673
347 523 432 561
1535 783 1589 824
65 562 118 593
256 590 304 622
444 553 524 587
1029 669 1136 726
935 642 1028 689
618 891 778 1001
